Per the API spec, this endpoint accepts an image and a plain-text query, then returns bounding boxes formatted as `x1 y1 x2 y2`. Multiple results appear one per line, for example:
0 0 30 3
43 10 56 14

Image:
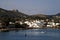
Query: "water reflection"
0 29 60 40
25 29 46 36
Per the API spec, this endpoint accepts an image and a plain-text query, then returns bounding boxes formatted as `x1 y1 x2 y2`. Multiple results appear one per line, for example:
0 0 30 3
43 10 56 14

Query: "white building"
47 22 60 28
9 22 15 24
15 21 23 24
47 22 56 28
24 20 45 28
55 23 60 26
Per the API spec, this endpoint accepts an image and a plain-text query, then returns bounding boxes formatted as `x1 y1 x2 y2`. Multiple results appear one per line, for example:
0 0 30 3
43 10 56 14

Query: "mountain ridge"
0 8 60 20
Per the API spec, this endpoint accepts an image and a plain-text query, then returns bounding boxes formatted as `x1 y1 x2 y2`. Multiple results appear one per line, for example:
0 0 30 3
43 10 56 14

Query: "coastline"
0 27 60 32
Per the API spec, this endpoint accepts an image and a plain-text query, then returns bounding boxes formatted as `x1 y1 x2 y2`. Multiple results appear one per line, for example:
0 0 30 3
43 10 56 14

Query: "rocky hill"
0 8 28 19
0 8 60 21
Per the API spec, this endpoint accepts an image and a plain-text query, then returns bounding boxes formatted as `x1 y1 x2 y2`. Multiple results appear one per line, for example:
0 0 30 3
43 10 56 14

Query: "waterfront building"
9 22 15 24
15 21 23 24
24 20 45 28
47 22 56 28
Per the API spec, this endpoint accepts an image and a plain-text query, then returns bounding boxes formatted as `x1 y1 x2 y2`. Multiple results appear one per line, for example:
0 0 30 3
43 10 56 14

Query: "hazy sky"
0 0 60 15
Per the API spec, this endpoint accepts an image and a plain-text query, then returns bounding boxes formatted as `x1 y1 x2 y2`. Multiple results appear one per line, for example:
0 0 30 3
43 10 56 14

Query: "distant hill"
55 13 60 16
0 8 60 21
0 8 28 19
30 14 47 20
31 14 46 17
31 13 60 20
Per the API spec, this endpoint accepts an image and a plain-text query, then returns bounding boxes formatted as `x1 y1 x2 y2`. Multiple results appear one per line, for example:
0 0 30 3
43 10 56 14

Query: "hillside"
0 8 60 21
55 13 60 16
0 8 28 19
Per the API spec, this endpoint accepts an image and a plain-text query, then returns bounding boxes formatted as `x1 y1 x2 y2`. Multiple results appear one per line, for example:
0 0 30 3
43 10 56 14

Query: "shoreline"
0 27 60 32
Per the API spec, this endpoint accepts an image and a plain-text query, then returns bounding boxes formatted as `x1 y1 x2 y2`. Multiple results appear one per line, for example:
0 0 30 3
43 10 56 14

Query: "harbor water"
0 28 60 40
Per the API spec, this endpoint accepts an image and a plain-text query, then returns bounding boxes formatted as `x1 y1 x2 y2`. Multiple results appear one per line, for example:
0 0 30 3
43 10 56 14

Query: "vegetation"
0 8 60 30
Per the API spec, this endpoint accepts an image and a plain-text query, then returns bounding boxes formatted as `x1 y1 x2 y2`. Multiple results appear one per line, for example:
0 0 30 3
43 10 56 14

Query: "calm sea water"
0 28 60 40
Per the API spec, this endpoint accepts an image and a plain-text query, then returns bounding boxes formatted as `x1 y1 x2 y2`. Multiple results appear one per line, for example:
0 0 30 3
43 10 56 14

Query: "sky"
0 0 60 15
